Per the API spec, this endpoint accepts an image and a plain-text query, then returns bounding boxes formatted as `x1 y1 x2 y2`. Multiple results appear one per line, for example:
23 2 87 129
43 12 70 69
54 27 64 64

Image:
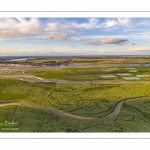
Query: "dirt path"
0 96 147 120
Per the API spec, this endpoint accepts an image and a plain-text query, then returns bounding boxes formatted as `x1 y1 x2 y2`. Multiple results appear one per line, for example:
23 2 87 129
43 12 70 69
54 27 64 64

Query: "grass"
1 57 150 132
0 77 150 132
27 67 122 81
1 97 150 132
26 66 150 82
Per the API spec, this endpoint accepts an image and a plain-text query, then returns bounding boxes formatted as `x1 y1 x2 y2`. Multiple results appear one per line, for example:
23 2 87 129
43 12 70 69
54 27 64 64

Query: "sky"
0 17 150 56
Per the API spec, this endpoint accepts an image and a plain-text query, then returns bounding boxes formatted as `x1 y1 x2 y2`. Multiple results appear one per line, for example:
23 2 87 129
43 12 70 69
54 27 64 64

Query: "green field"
1 57 150 132
26 67 150 81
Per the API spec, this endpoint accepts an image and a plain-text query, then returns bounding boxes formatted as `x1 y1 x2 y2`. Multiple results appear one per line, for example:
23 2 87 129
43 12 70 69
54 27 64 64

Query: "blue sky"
0 17 150 56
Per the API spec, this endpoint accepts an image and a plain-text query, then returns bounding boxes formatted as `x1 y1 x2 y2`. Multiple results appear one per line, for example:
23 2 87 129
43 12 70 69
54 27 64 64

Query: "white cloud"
0 18 42 39
103 20 117 28
0 18 40 33
117 18 130 26
72 18 99 29
0 17 150 42
46 18 100 33
45 18 131 33
14 18 40 33
101 18 131 29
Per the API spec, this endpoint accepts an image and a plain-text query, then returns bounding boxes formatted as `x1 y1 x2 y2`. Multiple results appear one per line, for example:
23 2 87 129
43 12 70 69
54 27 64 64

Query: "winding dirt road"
0 96 148 120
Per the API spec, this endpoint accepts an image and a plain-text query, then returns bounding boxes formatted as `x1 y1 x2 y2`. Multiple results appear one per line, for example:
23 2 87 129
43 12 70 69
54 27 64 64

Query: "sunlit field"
1 57 150 132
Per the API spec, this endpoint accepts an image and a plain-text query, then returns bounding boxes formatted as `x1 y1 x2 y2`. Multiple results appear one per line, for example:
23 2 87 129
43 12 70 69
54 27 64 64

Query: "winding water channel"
0 96 147 120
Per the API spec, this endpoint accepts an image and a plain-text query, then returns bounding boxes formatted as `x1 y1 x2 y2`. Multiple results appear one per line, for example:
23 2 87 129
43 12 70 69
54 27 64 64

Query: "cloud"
58 33 70 41
72 18 99 30
71 32 150 41
101 18 131 29
88 38 128 46
126 46 150 52
46 18 100 33
0 18 40 33
0 31 12 37
46 18 132 33
0 18 43 39
47 33 70 41
47 32 55 39
0 31 25 38
123 29 144 33
117 18 130 26
131 43 136 45
0 18 131 36
0 17 150 42
102 20 117 28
